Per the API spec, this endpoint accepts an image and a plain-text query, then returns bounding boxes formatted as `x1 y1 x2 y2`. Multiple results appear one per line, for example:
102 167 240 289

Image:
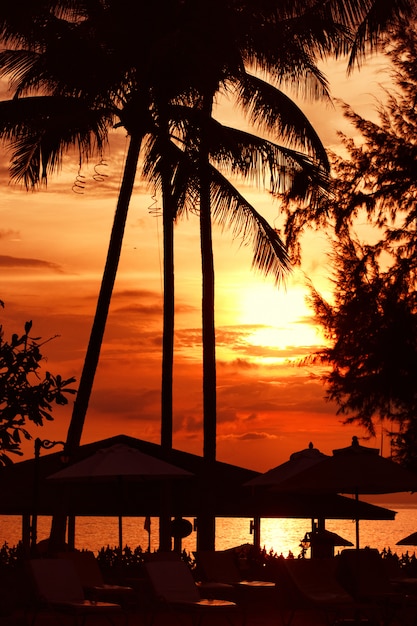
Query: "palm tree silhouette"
0 1 329 448
0 0 412 550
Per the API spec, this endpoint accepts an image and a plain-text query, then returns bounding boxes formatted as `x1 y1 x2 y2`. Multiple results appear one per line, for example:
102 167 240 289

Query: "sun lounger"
337 548 417 626
194 550 243 584
278 557 376 626
27 557 126 626
192 550 241 601
193 550 277 623
57 550 137 608
144 558 241 626
194 549 276 589
383 557 417 594
144 550 184 562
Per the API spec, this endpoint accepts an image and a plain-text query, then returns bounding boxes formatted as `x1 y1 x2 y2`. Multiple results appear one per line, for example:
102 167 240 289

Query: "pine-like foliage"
292 19 417 465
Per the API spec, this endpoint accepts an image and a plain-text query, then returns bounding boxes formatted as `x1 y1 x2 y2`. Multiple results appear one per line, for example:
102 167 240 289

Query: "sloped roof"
0 434 396 521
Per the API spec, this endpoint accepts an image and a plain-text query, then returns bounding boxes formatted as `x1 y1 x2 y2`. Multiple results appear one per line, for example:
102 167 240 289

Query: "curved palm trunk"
160 129 176 552
161 161 174 453
200 145 216 462
197 93 216 551
48 133 143 552
65 132 143 457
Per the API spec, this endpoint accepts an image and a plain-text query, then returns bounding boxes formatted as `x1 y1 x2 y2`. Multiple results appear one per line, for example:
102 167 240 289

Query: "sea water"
1 507 417 557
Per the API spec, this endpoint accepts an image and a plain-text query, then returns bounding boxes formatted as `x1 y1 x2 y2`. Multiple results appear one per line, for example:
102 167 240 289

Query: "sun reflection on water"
1 510 416 556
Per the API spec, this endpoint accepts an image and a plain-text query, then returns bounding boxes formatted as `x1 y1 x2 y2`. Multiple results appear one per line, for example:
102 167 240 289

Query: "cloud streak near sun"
0 254 65 273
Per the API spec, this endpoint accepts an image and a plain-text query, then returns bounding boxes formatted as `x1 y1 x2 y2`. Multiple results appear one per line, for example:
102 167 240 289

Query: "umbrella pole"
118 515 123 551
159 481 173 552
144 516 152 552
355 492 360 549
117 476 123 552
251 516 261 549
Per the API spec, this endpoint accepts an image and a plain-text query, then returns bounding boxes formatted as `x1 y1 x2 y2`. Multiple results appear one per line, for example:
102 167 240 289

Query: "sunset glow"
0 55 393 472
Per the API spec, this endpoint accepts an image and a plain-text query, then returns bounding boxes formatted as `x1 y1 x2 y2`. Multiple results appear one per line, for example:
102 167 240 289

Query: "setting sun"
0 21 392 473
236 277 325 362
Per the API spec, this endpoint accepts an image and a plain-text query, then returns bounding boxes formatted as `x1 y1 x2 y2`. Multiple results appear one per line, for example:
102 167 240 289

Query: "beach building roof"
0 433 396 521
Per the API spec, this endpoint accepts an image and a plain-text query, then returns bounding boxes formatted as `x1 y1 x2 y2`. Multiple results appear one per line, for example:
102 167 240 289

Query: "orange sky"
0 53 397 473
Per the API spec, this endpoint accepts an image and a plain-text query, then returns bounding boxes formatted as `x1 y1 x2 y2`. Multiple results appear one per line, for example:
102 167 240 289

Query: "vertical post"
353 491 360 550
159 482 172 552
173 517 182 554
117 476 123 552
251 516 261 550
31 438 42 553
31 438 66 554
144 516 151 552
68 515 75 550
22 514 31 557
118 516 123 552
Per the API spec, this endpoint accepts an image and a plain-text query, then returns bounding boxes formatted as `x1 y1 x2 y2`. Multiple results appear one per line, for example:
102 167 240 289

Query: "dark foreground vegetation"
1 540 417 620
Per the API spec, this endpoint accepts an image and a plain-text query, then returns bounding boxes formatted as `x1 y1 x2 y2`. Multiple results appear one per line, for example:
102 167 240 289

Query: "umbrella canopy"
48 443 193 481
245 442 329 488
243 440 400 551
304 528 354 548
48 443 193 549
248 491 396 520
302 527 353 558
268 437 417 496
396 532 417 546
264 436 417 549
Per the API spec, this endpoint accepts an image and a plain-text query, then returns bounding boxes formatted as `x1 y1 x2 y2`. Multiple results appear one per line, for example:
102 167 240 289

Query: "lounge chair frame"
27 558 127 626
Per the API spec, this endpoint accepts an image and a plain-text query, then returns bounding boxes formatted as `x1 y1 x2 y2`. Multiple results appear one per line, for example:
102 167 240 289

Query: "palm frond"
246 4 350 92
334 0 414 72
142 132 200 219
235 73 330 168
209 167 291 285
206 121 330 204
0 96 112 186
143 129 291 283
